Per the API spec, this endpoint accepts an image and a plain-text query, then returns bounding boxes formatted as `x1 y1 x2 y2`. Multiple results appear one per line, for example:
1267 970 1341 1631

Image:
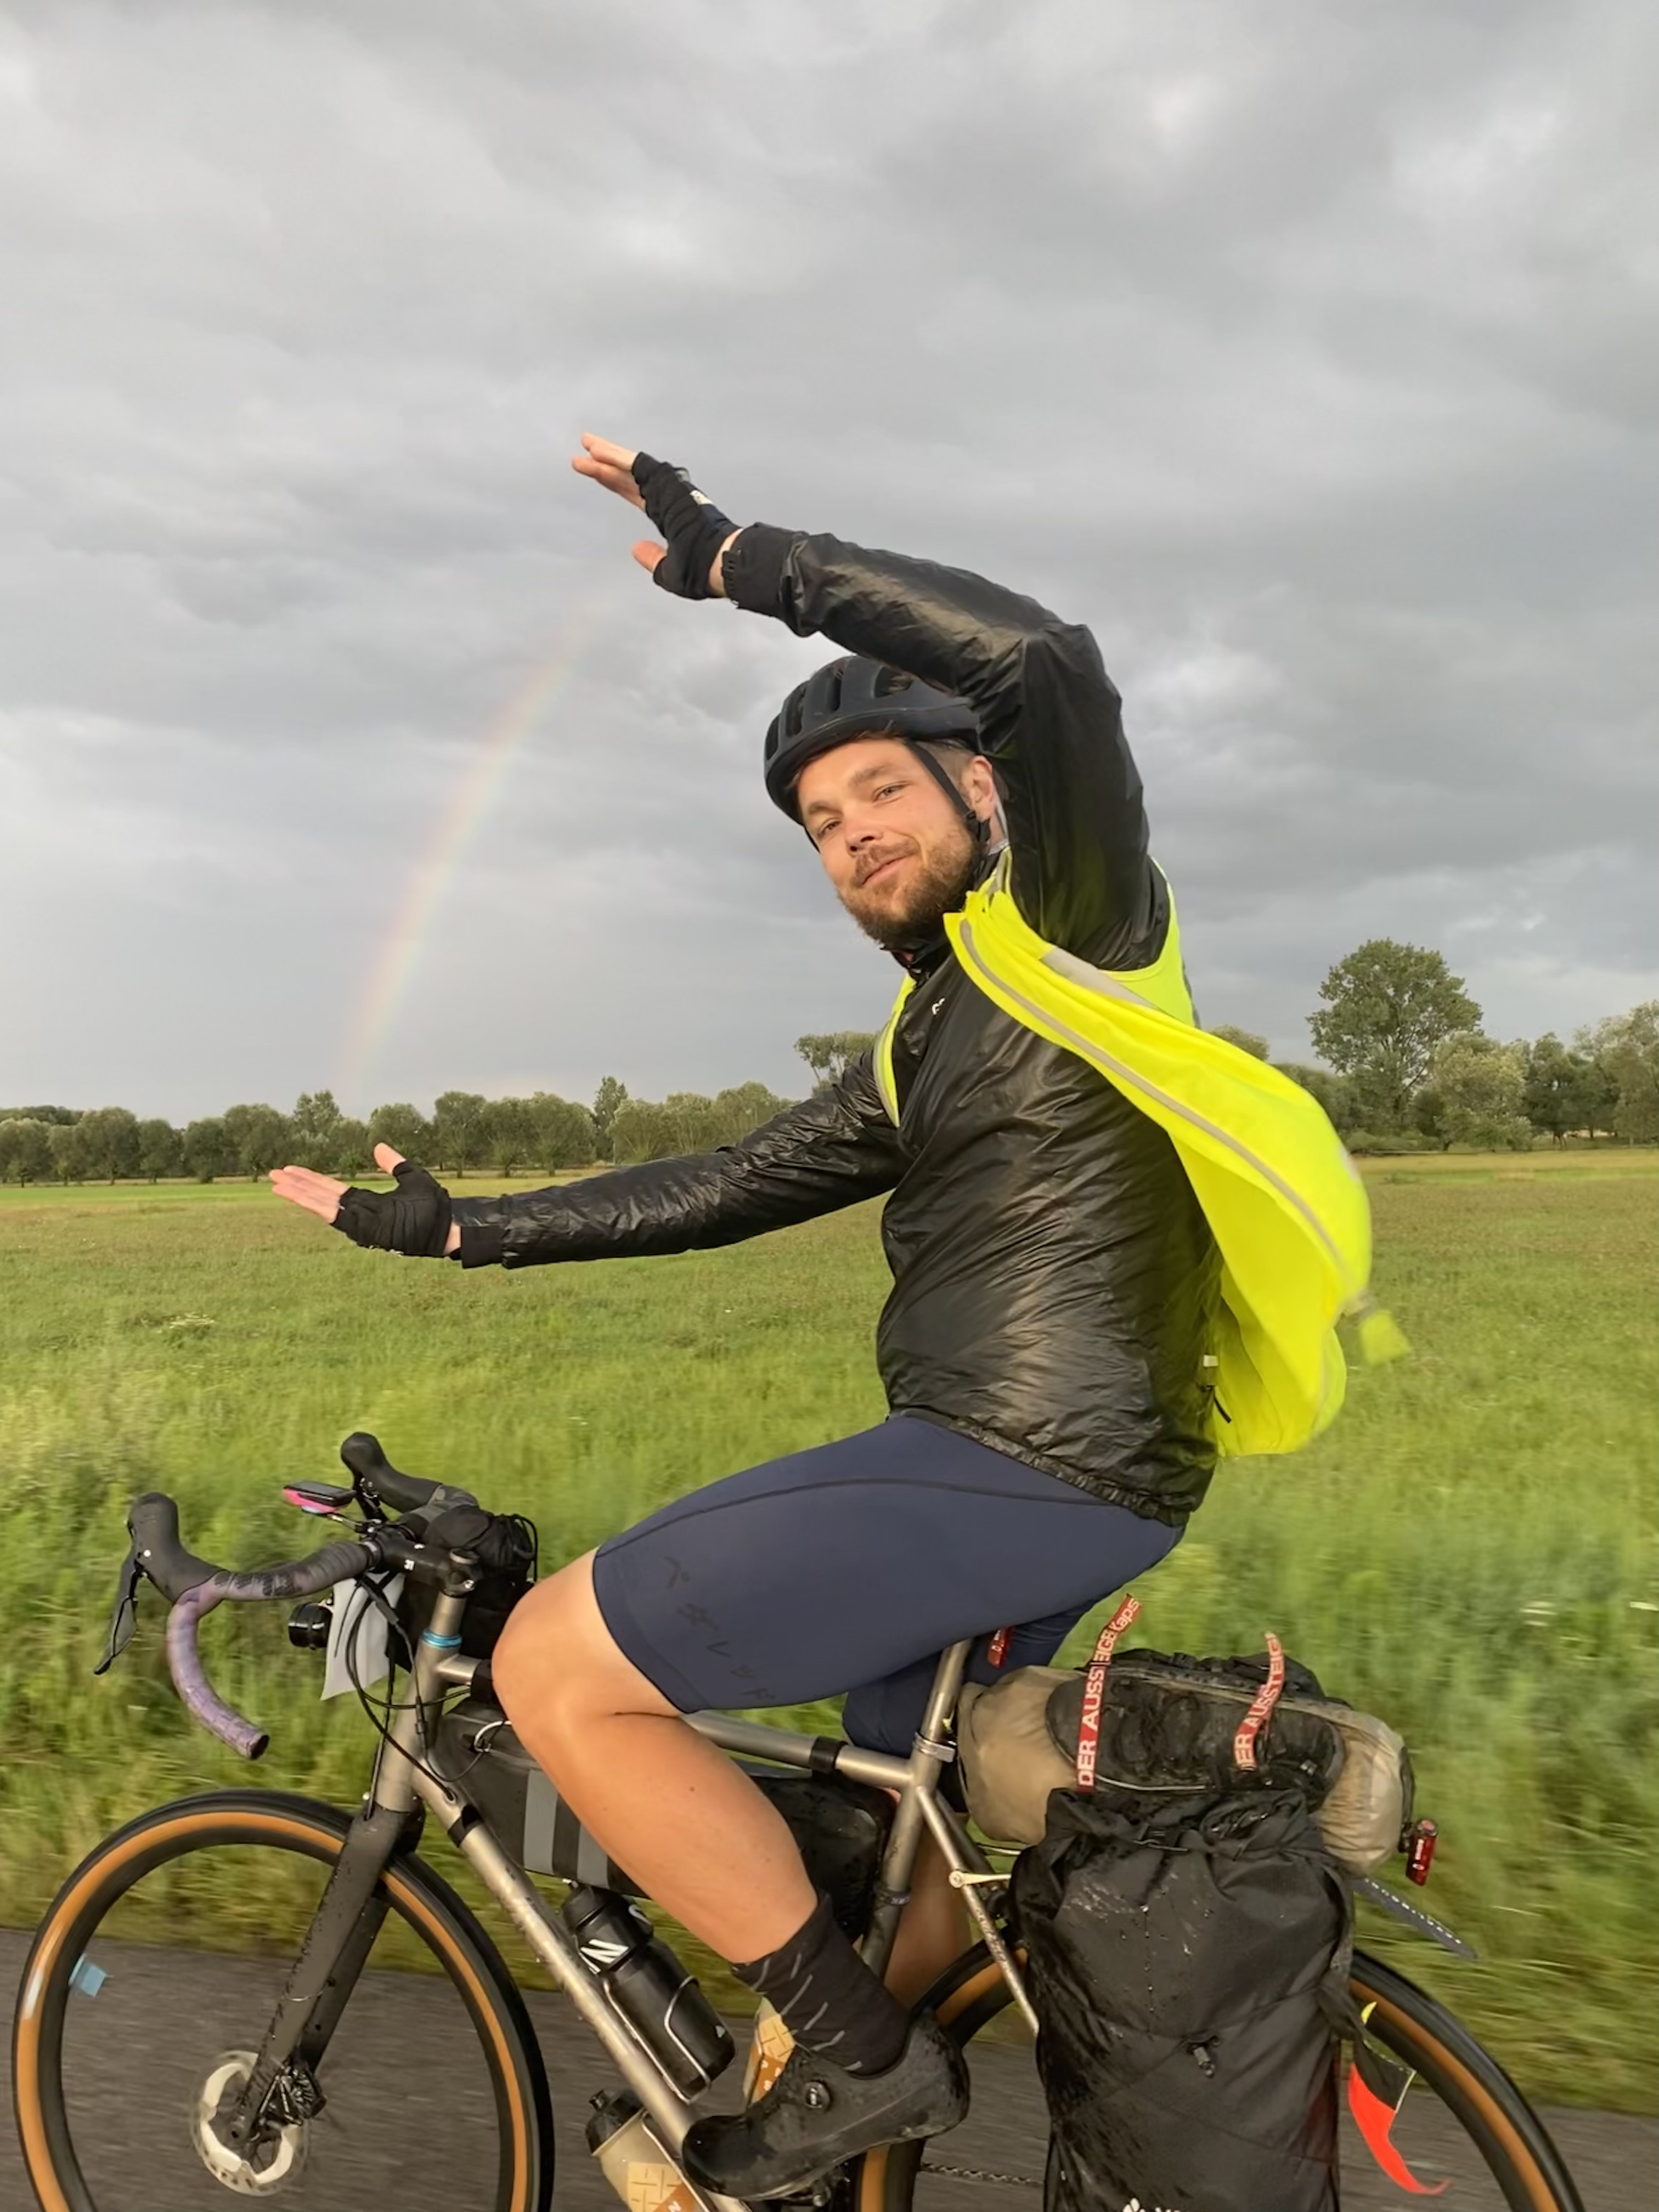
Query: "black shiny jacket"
453 526 1220 1522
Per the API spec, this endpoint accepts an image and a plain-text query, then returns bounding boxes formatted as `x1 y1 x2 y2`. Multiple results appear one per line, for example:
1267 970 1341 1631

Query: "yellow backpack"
874 855 1405 1458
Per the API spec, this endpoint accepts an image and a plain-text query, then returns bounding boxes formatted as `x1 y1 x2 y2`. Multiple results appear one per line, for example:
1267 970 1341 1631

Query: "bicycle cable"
340 1507 540 1797
342 1572 461 1797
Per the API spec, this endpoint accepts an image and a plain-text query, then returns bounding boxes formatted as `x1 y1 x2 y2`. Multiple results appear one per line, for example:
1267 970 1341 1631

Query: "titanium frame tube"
915 1787 1039 2035
860 1637 971 1977
411 1769 747 2212
420 1633 1031 2131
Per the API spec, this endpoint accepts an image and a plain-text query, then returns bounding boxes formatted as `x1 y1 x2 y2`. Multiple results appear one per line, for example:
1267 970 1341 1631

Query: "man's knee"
493 1551 672 1734
493 1554 594 1725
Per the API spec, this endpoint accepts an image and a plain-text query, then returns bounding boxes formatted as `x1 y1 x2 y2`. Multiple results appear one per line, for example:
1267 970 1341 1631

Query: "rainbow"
341 601 605 1105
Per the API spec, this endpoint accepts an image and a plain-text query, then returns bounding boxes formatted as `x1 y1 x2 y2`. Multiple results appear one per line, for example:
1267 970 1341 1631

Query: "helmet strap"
906 741 991 847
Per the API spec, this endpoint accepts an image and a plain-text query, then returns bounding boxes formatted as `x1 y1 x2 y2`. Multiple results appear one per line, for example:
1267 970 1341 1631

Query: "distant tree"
1211 1024 1269 1060
592 1075 628 1161
1307 941 1481 1130
1580 1003 1659 1143
49 1121 93 1183
1410 1079 1448 1148
658 1093 716 1153
431 1090 489 1177
609 1084 790 1163
135 1118 183 1182
334 1118 374 1176
1575 1049 1621 1142
609 1098 672 1163
368 1102 433 1161
0 1105 80 1125
289 1091 346 1171
1522 1035 1596 1146
481 1096 540 1176
0 1118 57 1185
223 1102 291 1179
529 1093 596 1172
795 1032 878 1090
1272 1062 1362 1136
1415 1034 1531 1151
707 1082 791 1146
182 1116 235 1183
77 1106 142 1183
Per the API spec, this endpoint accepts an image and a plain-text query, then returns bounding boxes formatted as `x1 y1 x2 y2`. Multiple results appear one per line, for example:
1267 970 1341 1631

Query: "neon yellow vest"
873 853 1405 1459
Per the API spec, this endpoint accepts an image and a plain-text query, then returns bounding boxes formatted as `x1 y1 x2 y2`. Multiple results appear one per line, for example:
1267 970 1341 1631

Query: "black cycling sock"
732 1893 910 2078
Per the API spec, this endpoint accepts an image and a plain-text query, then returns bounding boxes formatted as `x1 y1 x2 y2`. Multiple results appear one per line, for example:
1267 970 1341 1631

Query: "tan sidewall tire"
11 1792 551 2212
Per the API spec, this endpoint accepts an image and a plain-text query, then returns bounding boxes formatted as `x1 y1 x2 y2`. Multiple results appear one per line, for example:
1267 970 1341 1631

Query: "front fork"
217 1585 461 2152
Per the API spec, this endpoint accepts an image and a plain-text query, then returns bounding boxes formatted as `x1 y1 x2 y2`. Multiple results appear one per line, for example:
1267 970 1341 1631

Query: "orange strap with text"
1074 1594 1141 1789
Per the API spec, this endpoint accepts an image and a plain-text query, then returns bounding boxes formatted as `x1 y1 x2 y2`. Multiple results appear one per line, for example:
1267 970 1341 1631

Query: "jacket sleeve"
449 1054 902 1269
723 525 1163 964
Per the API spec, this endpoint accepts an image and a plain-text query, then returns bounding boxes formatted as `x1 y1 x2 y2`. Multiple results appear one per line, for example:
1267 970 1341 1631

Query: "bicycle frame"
229 1586 1034 2212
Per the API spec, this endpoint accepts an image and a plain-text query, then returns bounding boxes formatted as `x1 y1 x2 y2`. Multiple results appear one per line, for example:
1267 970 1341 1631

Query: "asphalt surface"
4 1929 1652 2210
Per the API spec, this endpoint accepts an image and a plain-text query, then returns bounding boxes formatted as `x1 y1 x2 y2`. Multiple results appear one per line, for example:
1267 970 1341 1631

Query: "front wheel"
856 1943 1584 2212
12 1790 553 2212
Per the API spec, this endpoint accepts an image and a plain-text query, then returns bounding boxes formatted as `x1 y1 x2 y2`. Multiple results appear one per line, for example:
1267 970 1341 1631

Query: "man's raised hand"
270 1144 461 1258
571 433 739 600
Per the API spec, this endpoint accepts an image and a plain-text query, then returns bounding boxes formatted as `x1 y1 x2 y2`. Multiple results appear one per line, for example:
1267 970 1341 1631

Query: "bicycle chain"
921 2158 1041 2188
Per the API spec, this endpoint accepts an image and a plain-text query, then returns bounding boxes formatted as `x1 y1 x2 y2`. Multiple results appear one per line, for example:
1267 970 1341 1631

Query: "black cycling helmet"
764 656 983 823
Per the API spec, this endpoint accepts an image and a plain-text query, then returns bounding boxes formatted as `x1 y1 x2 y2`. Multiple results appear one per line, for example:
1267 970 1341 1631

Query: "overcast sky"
2 0 1655 1122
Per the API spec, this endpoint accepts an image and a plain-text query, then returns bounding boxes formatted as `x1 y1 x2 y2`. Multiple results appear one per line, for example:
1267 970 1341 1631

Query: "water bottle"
562 1887 734 2097
587 2090 706 2212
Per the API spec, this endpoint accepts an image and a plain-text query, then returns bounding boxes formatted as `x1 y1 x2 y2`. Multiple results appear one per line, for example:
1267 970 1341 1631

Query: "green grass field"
2 1154 1656 2108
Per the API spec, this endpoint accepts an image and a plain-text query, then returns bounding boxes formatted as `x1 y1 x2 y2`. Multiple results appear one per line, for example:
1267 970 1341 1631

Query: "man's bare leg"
492 1551 816 1959
495 1550 968 2196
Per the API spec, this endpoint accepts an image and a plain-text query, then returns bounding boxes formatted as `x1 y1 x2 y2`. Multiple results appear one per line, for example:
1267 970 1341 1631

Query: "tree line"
0 1048 832 1187
1212 940 1657 1153
3 962 1654 1188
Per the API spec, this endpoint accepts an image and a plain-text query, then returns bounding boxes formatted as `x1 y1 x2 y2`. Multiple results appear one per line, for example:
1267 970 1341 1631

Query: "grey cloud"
0 0 1654 1118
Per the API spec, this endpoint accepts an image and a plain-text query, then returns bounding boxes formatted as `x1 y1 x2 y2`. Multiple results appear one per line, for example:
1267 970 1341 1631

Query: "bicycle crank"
191 2052 309 2196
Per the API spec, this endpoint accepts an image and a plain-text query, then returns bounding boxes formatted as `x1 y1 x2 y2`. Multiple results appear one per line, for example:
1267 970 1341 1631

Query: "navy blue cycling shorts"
591 1414 1180 1754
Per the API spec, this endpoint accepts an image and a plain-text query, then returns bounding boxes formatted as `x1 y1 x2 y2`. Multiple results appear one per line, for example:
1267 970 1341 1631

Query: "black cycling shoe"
680 2017 968 2201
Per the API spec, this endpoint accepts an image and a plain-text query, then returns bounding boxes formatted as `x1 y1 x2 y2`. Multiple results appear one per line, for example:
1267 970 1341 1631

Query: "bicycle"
12 1432 1585 2212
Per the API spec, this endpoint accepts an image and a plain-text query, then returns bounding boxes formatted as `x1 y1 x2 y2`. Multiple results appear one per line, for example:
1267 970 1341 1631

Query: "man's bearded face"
795 738 988 951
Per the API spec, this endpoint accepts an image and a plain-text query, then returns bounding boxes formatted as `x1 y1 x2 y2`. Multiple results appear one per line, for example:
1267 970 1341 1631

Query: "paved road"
4 1929 1652 2210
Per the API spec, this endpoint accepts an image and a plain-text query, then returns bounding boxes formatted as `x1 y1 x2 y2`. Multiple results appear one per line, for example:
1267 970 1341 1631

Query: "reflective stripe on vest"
873 853 1404 1459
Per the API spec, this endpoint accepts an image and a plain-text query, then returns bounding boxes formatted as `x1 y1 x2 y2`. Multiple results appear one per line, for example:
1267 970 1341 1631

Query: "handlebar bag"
958 1646 1412 1875
394 1504 536 1662
1011 1786 1349 2212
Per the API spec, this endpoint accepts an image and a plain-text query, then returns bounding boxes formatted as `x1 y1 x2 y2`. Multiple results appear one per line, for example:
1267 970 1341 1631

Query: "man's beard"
840 832 981 952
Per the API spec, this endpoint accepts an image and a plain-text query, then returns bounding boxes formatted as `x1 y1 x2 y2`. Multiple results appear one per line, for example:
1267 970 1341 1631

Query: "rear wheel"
12 1791 553 2212
856 1944 1584 2212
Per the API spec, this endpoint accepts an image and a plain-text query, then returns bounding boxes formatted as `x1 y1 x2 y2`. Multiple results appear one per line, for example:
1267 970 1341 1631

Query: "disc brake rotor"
191 2052 308 2197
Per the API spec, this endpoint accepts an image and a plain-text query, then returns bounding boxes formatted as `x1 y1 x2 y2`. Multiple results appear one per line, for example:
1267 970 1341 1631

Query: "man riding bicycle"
273 435 1222 2198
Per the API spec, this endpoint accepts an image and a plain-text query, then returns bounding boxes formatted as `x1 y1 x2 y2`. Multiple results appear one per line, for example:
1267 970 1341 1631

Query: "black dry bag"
1012 1787 1349 2212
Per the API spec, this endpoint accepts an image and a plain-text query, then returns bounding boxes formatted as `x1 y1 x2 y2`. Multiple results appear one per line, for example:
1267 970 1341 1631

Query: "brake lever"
93 1540 143 1677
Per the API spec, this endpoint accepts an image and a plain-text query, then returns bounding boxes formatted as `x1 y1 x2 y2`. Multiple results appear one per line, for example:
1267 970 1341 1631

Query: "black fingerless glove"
333 1158 453 1258
630 452 738 601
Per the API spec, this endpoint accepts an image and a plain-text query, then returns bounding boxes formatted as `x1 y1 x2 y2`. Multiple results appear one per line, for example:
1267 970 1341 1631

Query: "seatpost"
859 1640 972 1979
